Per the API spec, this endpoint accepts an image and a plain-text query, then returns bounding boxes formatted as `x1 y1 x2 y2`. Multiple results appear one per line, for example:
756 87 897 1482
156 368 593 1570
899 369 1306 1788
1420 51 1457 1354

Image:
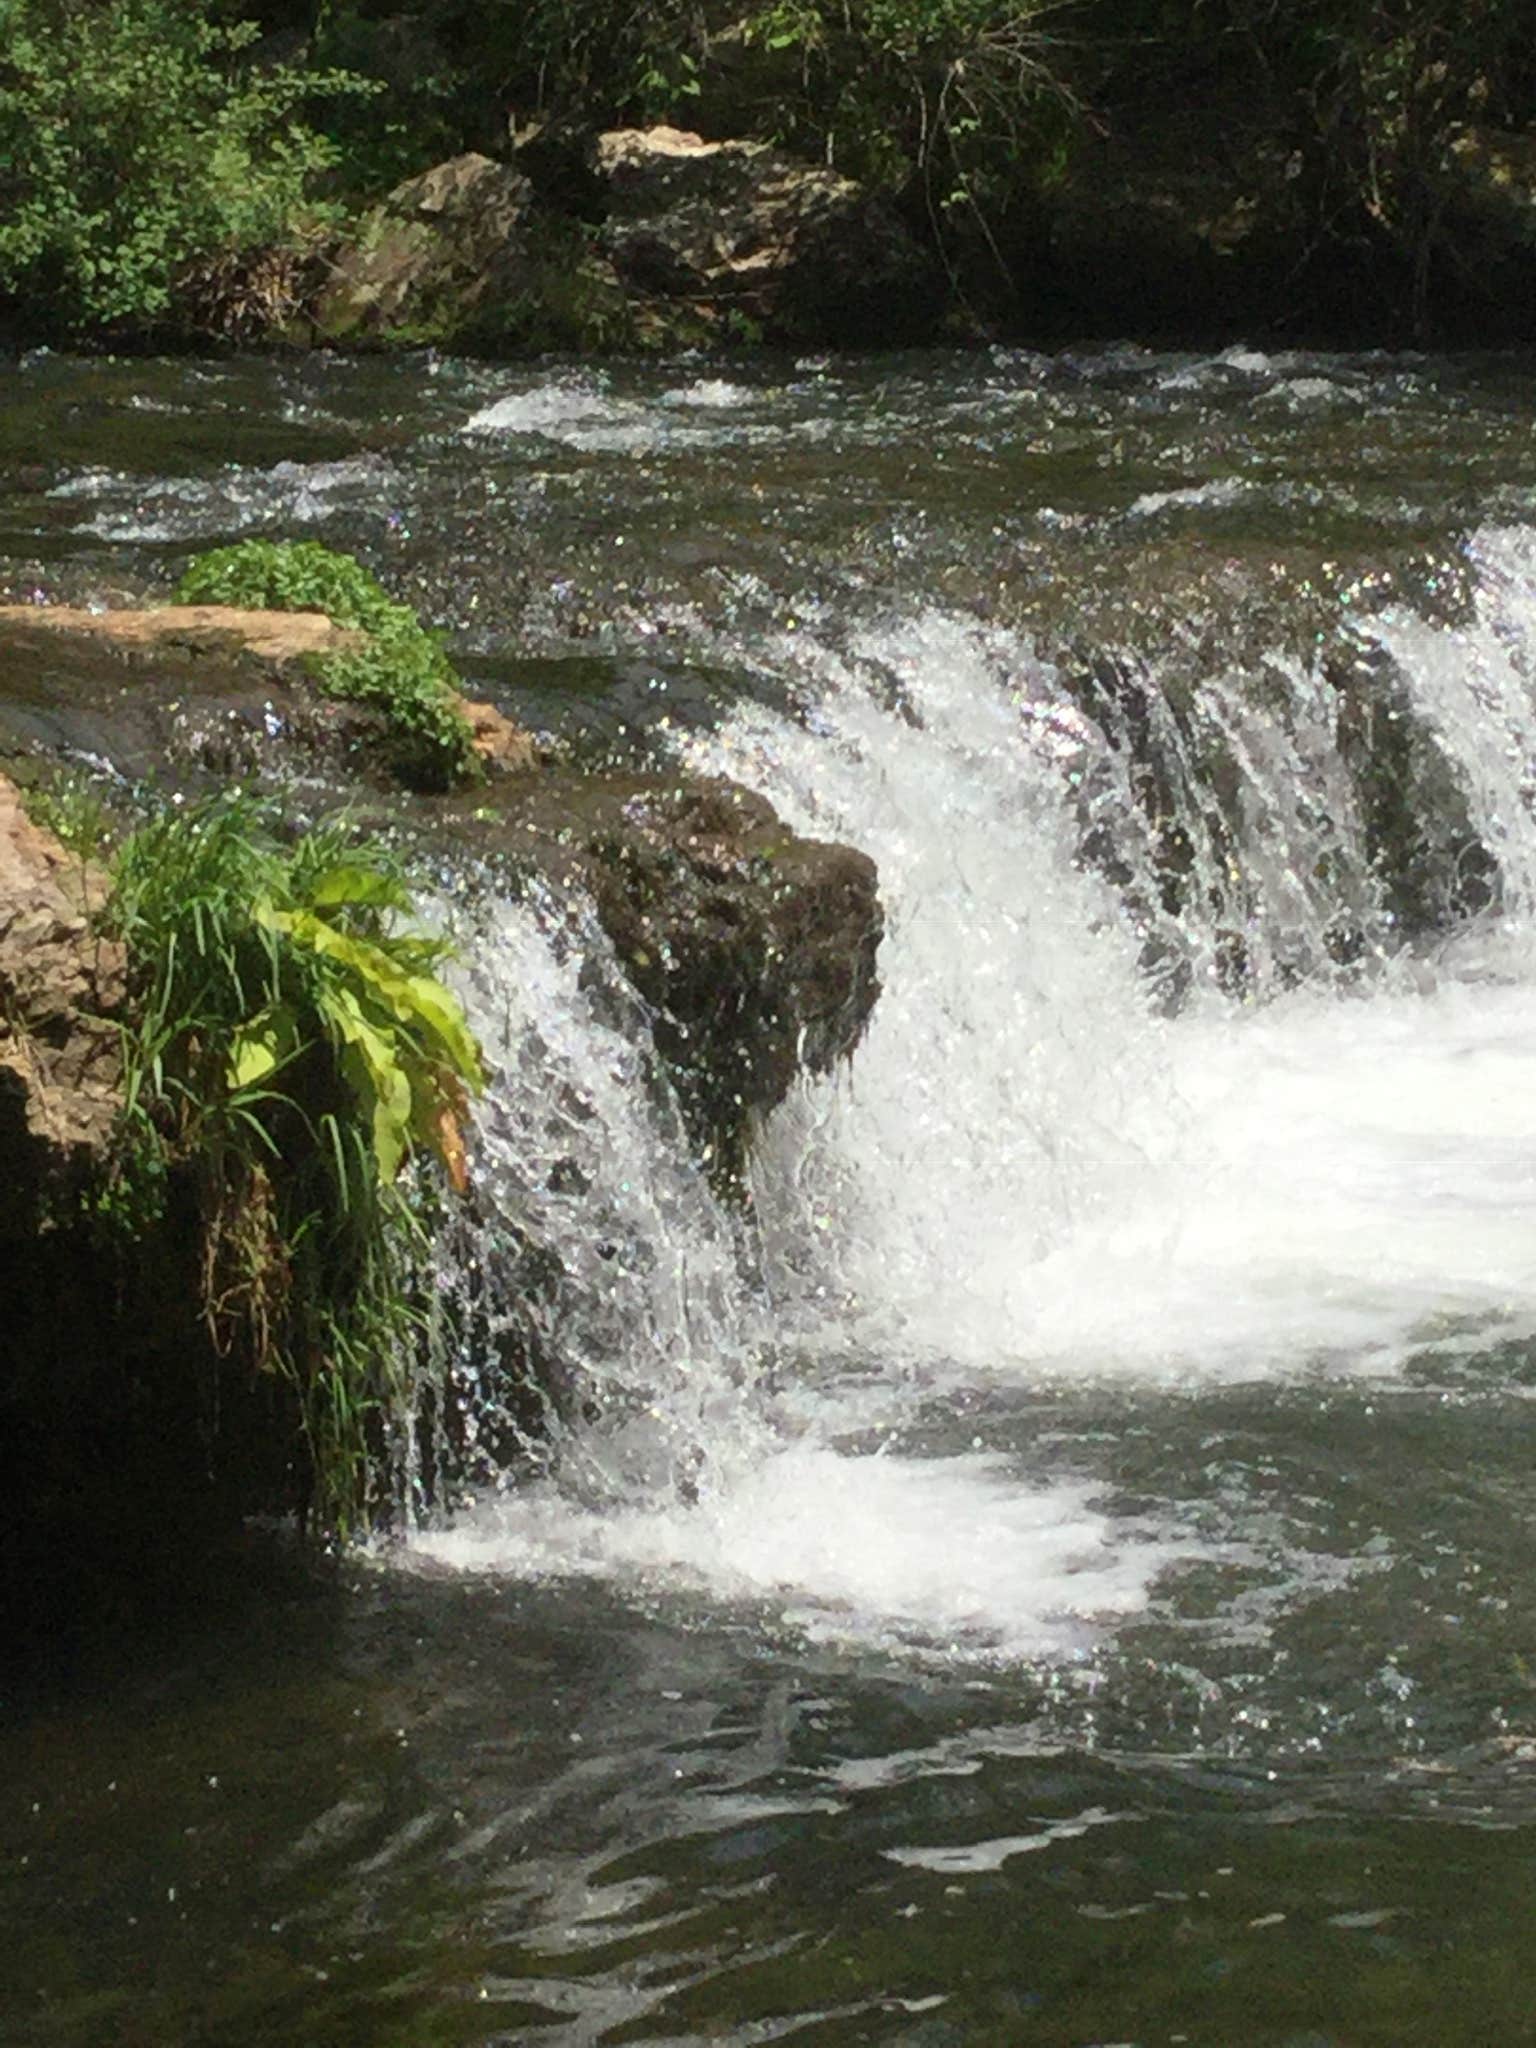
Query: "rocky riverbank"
0 596 882 1626
304 128 945 353
258 119 1536 355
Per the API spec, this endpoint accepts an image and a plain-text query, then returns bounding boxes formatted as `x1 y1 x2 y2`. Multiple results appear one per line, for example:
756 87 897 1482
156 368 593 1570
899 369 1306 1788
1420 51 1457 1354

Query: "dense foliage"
1 0 1531 339
0 0 365 335
175 540 480 788
100 792 484 1528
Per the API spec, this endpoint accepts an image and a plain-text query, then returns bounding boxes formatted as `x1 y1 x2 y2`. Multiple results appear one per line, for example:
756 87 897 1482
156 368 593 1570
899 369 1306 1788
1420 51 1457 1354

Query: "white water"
413 524 1536 1662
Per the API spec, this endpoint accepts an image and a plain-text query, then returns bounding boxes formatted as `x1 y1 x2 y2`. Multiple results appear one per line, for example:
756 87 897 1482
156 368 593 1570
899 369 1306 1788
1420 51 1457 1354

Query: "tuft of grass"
175 539 480 791
99 789 485 1530
19 771 119 865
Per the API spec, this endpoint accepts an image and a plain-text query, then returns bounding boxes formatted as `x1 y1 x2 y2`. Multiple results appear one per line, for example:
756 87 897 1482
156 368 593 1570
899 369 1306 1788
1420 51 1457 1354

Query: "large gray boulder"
590 124 940 343
314 152 536 345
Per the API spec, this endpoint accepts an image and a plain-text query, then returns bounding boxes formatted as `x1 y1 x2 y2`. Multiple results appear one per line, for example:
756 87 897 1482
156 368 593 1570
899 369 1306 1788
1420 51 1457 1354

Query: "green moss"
175 539 480 790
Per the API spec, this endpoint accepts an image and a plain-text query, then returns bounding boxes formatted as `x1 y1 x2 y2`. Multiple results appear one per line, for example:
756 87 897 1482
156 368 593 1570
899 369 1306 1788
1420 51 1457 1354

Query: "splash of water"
1371 525 1536 924
417 525 1536 1657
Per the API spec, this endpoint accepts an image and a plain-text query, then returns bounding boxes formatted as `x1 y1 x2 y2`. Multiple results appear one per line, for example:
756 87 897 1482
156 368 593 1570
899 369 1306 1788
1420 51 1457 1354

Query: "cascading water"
433 881 763 1503
414 518 1536 1663
695 564 1536 1380
16 351 1536 2046
1371 524 1536 921
423 857 1176 1659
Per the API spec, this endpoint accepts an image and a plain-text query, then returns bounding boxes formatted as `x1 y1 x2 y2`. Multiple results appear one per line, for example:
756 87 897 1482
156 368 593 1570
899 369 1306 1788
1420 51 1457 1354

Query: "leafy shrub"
175 539 480 790
176 535 409 633
102 792 485 1528
0 0 368 335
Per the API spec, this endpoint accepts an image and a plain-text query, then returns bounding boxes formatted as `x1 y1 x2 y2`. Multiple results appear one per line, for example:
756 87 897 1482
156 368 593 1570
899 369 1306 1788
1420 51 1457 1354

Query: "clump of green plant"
19 771 119 866
100 791 485 1529
175 539 479 790
0 0 368 337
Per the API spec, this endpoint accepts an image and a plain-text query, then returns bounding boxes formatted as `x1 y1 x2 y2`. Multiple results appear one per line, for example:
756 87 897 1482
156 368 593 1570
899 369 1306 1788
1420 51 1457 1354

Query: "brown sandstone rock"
0 602 361 668
0 774 125 1238
461 697 540 775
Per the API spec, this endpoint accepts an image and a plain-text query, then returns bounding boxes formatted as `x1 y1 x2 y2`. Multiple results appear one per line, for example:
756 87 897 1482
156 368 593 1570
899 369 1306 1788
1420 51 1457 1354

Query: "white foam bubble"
1256 376 1361 410
1125 478 1254 518
464 380 624 441
660 379 758 410
412 1446 1176 1661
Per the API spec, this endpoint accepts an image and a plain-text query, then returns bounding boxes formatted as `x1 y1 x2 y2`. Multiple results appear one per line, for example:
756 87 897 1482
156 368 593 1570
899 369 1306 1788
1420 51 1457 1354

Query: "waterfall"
1370 525 1536 929
412 521 1536 1658
428 883 763 1503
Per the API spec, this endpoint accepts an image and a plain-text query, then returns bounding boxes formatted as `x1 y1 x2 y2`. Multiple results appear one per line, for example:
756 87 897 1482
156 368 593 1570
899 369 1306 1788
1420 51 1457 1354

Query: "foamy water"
411 526 1536 1661
412 1450 1175 1662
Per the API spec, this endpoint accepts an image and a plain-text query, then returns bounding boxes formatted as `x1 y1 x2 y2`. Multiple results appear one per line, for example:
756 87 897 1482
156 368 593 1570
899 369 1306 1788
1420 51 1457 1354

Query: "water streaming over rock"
416 517 1536 1664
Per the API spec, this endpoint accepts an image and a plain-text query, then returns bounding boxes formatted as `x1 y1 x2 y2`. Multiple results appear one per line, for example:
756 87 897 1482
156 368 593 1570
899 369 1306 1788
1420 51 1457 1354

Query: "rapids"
7 344 1536 2044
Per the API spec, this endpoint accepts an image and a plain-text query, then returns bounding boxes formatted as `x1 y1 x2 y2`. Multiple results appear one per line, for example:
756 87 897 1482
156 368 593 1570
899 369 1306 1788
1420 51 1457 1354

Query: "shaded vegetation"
295 0 1536 338
0 0 1533 343
0 0 365 337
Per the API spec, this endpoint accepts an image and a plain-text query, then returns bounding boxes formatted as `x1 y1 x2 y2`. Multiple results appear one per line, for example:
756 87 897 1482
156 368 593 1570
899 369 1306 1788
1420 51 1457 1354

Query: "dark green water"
7 345 1536 2045
10 1376 1536 2045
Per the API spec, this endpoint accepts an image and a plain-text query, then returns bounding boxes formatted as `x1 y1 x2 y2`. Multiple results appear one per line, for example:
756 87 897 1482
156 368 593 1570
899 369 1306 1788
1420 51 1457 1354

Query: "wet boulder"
590 125 940 345
580 778 882 1180
439 770 883 1192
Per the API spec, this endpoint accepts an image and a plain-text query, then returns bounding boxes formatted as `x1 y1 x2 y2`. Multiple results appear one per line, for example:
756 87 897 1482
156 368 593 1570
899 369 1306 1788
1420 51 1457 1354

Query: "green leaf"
226 1002 301 1090
260 905 484 1092
323 983 413 1184
306 861 414 913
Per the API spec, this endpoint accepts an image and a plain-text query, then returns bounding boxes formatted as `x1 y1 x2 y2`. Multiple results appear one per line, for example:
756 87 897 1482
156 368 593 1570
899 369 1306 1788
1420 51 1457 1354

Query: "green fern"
102 791 485 1529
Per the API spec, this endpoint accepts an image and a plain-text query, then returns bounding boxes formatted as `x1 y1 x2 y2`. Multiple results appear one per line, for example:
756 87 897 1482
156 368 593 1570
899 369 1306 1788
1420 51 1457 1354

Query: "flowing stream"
8 345 1536 2043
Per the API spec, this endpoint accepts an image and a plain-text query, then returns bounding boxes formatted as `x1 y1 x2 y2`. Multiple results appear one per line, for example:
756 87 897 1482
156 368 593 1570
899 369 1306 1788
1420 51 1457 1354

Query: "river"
6 343 1536 2044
